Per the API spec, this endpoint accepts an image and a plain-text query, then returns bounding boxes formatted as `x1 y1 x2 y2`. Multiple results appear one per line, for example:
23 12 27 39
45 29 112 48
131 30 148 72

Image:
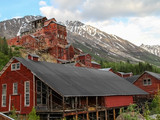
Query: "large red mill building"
0 55 147 120
7 17 101 69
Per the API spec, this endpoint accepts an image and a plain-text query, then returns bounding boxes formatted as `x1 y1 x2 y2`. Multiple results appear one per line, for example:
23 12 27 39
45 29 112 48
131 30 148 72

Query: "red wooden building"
0 56 147 120
116 72 133 78
7 17 101 69
133 71 160 97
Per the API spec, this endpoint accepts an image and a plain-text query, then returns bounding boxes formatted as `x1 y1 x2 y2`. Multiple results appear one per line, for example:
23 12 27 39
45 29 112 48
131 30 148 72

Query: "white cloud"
39 1 47 6
40 6 82 22
82 0 160 20
39 0 160 45
87 16 160 45
51 0 83 10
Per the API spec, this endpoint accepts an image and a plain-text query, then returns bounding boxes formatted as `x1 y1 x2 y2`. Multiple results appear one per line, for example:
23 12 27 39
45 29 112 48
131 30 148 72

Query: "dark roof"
125 75 140 83
145 71 160 80
14 57 147 97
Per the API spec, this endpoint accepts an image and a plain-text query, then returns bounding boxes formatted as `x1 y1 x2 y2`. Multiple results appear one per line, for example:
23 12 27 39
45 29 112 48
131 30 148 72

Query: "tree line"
0 37 21 70
100 60 160 75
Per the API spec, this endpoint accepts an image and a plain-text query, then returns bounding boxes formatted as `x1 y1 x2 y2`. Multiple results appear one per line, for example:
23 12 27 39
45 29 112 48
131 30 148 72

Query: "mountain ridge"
1 15 160 66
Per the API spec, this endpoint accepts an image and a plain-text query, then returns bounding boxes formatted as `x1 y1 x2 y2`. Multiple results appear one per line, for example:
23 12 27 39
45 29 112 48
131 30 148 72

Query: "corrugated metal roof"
14 57 147 97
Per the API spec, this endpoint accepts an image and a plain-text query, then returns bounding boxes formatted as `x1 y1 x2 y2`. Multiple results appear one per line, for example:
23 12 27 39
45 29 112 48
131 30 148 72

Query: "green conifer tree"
28 107 40 120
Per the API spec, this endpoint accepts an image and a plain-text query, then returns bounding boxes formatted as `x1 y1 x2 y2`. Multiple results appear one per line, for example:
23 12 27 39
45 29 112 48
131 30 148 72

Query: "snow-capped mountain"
140 44 160 57
0 15 160 65
0 16 42 38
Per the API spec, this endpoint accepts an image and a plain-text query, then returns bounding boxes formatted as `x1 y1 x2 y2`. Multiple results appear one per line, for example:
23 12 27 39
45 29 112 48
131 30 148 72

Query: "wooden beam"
96 111 99 120
87 112 89 120
105 109 107 120
113 108 116 120
75 97 78 120
63 97 65 119
50 89 53 110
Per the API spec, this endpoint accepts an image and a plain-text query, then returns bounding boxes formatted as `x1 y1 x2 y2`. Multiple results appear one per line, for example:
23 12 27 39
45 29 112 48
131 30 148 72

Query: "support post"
86 97 89 120
113 108 116 120
63 97 65 119
96 97 98 120
105 109 107 120
50 89 53 111
96 111 99 120
75 97 78 120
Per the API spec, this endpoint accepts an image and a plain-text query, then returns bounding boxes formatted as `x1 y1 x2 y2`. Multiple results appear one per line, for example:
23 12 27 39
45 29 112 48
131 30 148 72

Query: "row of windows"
1 81 30 107
143 79 152 86
11 63 20 71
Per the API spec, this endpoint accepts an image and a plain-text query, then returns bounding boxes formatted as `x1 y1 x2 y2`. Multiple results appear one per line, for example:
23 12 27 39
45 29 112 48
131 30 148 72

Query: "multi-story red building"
0 55 147 120
7 17 101 69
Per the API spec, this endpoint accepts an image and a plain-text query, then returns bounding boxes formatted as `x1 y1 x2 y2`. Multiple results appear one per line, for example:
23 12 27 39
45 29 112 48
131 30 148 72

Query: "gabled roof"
125 75 140 83
145 71 160 80
13 57 147 97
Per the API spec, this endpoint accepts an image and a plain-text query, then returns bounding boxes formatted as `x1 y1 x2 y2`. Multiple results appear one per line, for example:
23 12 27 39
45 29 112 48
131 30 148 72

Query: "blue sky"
0 0 50 21
1 0 160 45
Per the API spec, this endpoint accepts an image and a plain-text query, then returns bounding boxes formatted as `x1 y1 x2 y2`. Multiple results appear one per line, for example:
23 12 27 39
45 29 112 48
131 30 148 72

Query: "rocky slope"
140 44 160 57
0 15 160 65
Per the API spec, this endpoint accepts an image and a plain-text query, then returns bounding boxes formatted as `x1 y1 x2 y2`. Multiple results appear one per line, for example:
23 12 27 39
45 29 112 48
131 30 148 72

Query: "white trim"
9 95 11 111
24 81 30 107
1 84 7 107
11 62 21 71
33 75 35 107
13 82 18 95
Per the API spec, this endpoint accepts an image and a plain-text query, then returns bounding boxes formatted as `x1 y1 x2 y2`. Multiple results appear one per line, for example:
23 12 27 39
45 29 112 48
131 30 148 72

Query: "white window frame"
24 81 30 106
13 83 18 95
11 62 21 71
143 79 152 86
2 84 7 107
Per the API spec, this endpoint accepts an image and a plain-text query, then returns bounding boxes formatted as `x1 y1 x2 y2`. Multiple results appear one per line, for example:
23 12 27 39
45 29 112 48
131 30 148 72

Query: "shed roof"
14 57 147 97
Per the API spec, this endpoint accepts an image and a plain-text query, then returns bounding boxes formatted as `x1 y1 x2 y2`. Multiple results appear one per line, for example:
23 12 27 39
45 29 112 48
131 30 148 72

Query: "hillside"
1 15 160 66
140 44 160 57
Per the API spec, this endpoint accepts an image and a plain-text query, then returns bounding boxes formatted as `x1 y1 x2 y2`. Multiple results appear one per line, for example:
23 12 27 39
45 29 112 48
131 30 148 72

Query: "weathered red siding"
0 59 34 114
134 73 160 96
105 96 133 108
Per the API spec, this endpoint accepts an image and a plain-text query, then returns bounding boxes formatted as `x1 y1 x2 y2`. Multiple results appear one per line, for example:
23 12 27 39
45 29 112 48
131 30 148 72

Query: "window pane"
2 84 7 106
2 85 6 94
25 82 30 106
12 64 15 70
26 94 29 105
13 83 18 94
143 80 147 85
2 96 6 106
17 63 20 69
148 79 151 85
37 94 41 104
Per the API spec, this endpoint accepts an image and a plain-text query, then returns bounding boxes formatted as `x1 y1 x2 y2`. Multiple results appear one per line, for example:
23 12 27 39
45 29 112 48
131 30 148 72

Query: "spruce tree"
28 107 40 120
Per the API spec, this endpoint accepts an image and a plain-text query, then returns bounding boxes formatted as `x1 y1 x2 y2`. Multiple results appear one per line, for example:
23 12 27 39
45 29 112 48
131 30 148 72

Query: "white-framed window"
13 83 18 95
11 62 21 71
24 81 30 106
143 79 152 86
2 84 7 107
